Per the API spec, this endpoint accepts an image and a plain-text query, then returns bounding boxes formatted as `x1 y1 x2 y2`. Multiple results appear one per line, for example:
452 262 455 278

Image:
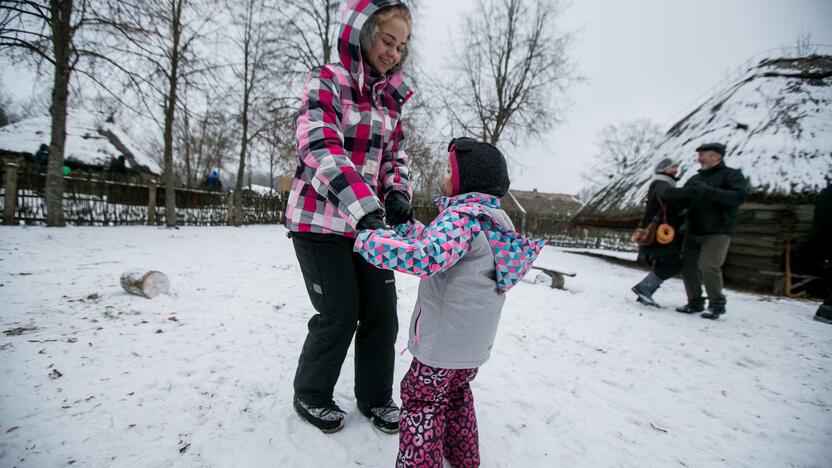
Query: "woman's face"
365 16 409 74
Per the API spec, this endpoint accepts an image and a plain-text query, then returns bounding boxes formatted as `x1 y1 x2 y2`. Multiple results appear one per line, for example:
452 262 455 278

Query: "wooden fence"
1 162 284 226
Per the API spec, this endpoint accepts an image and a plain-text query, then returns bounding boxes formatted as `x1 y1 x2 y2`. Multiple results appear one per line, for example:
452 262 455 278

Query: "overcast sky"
416 0 832 195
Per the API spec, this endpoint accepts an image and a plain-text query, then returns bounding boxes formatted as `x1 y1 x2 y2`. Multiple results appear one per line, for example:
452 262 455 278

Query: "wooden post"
147 179 157 226
3 162 18 225
784 232 793 298
227 191 235 225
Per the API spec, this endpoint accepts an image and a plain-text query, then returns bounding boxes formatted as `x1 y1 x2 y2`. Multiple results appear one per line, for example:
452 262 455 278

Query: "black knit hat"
695 142 726 156
447 137 510 197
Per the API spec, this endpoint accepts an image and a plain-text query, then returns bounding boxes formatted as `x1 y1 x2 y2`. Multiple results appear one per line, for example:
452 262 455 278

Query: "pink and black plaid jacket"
284 0 414 237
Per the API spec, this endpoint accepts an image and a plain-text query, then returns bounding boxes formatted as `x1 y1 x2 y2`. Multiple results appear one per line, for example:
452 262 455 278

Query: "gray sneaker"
357 399 400 434
293 396 346 433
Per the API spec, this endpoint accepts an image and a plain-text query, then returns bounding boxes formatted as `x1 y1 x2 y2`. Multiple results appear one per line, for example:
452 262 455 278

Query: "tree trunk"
233 37 251 227
163 2 183 228
45 0 74 227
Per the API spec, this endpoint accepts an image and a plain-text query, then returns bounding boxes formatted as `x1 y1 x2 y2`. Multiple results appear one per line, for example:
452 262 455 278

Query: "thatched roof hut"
571 55 832 294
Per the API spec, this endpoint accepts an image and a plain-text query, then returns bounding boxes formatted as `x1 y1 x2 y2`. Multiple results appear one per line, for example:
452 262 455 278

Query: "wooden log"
531 266 576 289
120 269 169 298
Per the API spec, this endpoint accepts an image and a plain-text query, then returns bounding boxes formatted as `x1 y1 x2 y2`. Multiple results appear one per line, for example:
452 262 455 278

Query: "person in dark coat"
201 169 222 191
631 158 685 307
812 184 832 323
663 142 748 319
106 155 128 181
34 143 49 167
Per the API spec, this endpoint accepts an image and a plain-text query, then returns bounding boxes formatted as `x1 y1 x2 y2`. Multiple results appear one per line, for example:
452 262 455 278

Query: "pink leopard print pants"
396 358 479 467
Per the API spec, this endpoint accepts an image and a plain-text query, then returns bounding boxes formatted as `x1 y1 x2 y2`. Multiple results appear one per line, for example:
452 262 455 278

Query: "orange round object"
656 223 675 244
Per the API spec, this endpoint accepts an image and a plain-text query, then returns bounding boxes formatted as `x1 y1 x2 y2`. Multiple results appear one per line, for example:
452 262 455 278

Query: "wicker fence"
2 161 636 253
1 162 284 226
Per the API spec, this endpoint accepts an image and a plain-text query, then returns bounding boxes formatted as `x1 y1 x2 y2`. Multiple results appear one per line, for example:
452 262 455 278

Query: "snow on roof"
576 55 832 223
246 184 278 196
0 110 162 174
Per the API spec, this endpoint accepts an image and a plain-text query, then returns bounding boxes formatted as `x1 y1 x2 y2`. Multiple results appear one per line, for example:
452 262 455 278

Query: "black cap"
448 137 510 197
695 142 726 157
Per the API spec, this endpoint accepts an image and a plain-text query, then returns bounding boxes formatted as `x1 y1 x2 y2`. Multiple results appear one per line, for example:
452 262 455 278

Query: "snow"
246 184 279 196
1 225 830 467
0 111 162 175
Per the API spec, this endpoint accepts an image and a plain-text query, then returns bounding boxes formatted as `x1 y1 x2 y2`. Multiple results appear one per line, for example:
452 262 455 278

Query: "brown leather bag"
631 218 658 245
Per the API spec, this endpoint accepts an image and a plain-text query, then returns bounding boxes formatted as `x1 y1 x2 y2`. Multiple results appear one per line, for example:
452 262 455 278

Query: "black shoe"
700 306 726 320
813 304 832 324
293 396 346 433
676 303 704 314
357 399 400 434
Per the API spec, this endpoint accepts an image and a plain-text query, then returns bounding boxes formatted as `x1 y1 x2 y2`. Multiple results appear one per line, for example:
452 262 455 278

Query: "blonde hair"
360 4 412 72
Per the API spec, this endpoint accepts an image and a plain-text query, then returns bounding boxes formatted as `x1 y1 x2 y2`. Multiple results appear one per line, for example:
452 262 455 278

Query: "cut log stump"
120 269 170 299
531 266 576 290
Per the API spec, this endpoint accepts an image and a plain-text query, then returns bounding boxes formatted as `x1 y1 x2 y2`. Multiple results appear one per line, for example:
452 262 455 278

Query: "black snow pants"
291 232 399 407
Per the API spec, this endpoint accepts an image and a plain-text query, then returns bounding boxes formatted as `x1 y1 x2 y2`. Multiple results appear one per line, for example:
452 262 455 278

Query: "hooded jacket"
354 193 545 368
285 0 414 237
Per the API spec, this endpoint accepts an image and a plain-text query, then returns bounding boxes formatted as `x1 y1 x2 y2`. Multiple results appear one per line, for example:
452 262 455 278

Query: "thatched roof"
505 189 583 220
0 111 162 175
573 55 832 228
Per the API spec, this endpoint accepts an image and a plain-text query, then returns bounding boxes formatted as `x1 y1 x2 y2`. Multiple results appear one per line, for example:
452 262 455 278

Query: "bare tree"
0 0 99 226
581 118 664 191
251 102 298 192
224 0 284 225
279 0 341 76
440 0 577 146
794 30 817 57
100 0 212 227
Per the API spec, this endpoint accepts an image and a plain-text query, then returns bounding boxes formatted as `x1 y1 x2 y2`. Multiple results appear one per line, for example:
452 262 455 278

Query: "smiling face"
364 16 409 74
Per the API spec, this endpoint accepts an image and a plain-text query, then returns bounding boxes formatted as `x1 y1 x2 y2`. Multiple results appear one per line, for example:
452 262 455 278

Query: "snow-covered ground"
1 226 829 468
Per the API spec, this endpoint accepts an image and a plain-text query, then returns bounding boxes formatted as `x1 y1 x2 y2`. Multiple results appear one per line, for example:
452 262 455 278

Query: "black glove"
356 210 386 231
687 181 713 198
384 191 413 226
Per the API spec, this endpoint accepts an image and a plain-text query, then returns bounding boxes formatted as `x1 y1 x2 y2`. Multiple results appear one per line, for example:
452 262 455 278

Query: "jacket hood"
338 0 413 103
438 193 545 292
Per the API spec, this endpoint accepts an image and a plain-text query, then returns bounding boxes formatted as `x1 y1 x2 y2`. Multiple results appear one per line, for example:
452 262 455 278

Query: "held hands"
384 191 414 226
356 210 387 231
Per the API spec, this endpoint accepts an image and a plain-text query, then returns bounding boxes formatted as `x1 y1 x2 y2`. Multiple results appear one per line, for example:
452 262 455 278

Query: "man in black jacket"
812 184 832 324
667 142 748 319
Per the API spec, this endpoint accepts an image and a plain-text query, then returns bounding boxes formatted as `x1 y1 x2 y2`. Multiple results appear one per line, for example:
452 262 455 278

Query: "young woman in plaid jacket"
286 0 415 435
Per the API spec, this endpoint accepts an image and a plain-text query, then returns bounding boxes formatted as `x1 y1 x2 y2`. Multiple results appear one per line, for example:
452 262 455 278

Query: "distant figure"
202 169 222 191
812 184 832 324
630 158 685 307
34 143 49 167
664 142 748 320
106 155 128 181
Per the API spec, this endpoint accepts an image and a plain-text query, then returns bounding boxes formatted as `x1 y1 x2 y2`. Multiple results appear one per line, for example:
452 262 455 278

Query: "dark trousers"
652 254 682 281
291 232 398 407
681 234 732 307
